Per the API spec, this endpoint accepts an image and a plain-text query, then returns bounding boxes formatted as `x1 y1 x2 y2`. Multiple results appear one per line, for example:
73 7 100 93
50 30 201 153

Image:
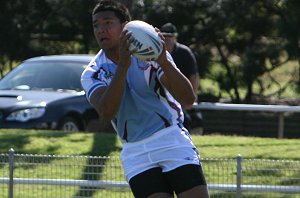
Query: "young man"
81 1 209 197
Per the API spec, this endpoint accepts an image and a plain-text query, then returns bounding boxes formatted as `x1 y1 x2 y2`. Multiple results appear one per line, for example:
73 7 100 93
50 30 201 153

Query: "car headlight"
6 108 46 122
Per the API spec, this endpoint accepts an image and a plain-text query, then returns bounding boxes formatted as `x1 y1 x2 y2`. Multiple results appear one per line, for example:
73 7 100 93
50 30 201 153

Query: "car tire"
58 117 81 132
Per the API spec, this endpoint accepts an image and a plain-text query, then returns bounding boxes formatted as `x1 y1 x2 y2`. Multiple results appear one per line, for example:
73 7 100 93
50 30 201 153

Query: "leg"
129 167 174 198
165 164 209 198
177 185 209 198
148 193 174 198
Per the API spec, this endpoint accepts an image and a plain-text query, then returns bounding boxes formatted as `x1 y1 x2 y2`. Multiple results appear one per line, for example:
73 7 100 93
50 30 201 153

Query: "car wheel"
58 117 81 132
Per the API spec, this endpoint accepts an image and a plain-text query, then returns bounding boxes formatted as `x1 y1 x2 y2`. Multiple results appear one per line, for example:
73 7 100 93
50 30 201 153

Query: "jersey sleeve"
81 54 111 102
81 63 102 102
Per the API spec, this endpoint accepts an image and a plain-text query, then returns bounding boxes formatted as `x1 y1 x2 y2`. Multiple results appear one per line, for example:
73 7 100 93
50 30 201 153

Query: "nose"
94 24 107 35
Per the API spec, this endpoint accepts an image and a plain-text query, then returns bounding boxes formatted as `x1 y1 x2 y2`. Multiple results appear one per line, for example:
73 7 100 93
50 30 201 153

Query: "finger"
120 29 128 40
129 47 138 54
154 27 160 33
119 31 127 48
124 31 132 48
158 33 165 42
120 30 132 49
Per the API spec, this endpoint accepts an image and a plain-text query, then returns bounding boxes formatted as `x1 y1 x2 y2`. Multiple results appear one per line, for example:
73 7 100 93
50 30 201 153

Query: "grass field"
0 129 299 159
0 129 299 198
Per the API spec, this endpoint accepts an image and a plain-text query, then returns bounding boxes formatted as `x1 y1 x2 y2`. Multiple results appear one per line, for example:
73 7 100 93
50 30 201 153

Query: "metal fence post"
8 148 15 198
278 112 285 139
236 154 242 198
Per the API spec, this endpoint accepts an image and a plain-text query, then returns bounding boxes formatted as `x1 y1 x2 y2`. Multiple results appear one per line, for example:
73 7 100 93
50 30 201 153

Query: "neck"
167 42 176 53
104 49 119 64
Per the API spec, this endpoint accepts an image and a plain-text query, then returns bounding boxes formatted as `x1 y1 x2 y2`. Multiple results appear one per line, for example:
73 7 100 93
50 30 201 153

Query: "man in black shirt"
161 23 203 133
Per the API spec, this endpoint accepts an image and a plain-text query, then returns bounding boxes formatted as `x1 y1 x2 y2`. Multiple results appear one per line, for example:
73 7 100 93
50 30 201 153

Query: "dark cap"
160 23 178 37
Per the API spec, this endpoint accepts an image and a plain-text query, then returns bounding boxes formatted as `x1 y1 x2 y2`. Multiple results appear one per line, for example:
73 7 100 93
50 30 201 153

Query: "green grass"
0 129 121 156
1 129 299 160
1 129 299 198
192 135 300 160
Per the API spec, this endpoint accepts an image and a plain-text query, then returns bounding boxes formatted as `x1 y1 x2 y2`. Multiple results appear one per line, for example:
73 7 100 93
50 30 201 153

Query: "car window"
0 61 86 91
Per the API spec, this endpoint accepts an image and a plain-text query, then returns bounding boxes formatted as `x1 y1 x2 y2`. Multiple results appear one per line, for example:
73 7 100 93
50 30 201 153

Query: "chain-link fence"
1 149 300 198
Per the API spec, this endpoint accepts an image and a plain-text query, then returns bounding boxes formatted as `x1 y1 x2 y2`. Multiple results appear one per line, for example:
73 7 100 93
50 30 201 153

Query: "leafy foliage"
142 0 300 102
1 0 300 102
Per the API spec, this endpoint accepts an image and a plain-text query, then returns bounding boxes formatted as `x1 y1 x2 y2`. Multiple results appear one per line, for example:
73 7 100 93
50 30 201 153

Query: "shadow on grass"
0 130 69 154
74 132 119 197
0 130 73 171
0 134 30 153
0 129 121 197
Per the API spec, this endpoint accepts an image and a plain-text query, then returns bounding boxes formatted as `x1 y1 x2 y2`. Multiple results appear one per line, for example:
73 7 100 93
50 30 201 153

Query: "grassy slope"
1 129 299 160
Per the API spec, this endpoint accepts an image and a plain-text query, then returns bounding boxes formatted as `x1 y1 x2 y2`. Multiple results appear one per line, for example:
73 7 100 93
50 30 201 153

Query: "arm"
189 73 199 102
156 48 196 108
90 30 132 120
183 46 199 103
90 66 128 120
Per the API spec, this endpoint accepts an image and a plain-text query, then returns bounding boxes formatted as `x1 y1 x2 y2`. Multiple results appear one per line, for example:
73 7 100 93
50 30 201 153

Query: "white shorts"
120 125 201 182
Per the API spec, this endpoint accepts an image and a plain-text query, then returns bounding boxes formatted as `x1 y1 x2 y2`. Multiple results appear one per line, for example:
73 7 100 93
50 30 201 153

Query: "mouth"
100 37 109 42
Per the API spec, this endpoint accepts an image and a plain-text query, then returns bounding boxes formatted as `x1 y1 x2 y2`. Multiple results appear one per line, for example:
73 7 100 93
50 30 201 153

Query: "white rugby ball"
124 20 163 61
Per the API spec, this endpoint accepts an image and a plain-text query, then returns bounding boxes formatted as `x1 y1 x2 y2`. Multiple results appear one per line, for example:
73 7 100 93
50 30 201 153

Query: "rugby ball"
124 20 163 61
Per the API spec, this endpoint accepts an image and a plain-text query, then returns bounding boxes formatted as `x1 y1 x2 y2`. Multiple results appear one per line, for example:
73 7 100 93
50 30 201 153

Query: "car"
0 54 106 132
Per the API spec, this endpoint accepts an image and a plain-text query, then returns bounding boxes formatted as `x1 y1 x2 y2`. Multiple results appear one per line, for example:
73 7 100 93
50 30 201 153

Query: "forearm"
90 28 133 120
189 73 199 102
91 67 128 120
160 59 196 106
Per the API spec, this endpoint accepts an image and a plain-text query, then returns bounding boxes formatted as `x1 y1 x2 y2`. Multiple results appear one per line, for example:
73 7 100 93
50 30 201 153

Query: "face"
163 35 177 52
92 11 125 51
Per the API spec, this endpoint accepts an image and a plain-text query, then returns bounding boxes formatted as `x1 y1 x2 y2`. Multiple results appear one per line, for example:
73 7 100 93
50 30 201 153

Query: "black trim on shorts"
128 164 207 197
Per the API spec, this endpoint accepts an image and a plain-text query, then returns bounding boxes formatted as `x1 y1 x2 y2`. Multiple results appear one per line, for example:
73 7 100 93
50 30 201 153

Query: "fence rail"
1 148 300 198
193 102 300 138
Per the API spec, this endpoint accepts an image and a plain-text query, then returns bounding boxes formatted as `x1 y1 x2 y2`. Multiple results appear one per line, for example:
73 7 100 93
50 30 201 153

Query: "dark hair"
160 23 178 37
93 0 131 23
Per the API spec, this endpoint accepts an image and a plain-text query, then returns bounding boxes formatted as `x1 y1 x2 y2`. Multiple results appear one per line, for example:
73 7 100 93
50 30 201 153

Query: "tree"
0 0 52 74
273 0 300 92
142 0 299 102
1 0 300 104
0 0 97 77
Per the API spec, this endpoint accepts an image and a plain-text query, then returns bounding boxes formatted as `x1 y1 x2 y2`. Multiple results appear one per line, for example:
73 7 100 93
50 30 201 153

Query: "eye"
93 23 98 29
105 21 111 26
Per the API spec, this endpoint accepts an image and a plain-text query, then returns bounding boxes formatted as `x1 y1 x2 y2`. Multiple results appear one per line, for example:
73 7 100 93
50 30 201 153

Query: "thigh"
165 164 208 195
177 185 209 198
129 167 173 198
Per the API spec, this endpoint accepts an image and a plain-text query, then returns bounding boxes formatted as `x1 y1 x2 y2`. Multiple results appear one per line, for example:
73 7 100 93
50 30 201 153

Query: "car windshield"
0 61 86 91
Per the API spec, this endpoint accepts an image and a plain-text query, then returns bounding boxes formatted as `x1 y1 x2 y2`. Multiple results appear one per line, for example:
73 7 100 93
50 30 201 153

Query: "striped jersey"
81 50 184 142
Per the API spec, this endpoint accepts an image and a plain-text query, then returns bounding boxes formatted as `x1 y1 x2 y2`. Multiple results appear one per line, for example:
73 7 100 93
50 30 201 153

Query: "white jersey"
81 50 184 142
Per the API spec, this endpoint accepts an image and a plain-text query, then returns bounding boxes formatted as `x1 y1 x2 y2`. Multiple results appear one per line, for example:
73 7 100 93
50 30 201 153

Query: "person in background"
161 23 202 132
